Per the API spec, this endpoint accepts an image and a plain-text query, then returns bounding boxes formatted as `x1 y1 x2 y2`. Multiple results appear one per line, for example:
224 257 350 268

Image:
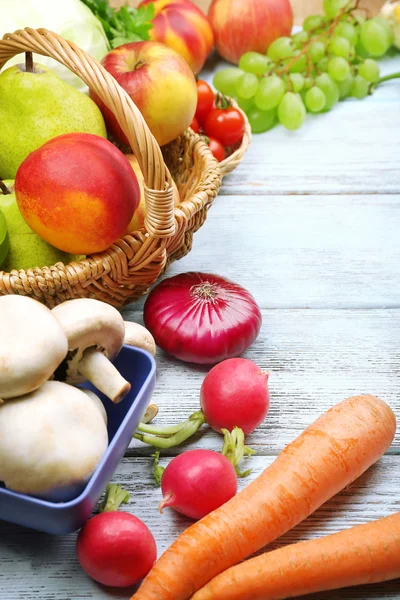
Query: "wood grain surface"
0 19 399 600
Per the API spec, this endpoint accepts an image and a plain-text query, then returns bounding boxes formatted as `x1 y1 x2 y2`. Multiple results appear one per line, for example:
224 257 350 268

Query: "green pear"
0 55 107 179
0 206 9 268
0 180 83 271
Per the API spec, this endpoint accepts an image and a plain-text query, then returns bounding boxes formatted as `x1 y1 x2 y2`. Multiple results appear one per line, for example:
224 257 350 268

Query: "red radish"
201 358 270 434
143 272 262 365
159 449 238 520
76 511 157 588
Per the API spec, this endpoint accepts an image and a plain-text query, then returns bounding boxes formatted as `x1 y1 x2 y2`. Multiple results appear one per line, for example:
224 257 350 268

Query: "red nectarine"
15 133 140 255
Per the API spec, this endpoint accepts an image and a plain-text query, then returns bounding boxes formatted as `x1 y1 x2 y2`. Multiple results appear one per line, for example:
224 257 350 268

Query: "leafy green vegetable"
81 0 155 48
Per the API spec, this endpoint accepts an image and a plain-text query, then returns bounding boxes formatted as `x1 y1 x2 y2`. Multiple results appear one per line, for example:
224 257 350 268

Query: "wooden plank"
120 309 400 454
126 194 400 311
0 455 399 600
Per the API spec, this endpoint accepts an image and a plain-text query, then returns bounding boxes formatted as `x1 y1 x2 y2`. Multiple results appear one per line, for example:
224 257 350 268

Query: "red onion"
143 272 262 364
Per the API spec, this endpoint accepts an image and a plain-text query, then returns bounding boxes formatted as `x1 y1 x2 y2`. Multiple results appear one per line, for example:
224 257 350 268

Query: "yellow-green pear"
0 206 9 268
0 181 83 271
0 56 107 179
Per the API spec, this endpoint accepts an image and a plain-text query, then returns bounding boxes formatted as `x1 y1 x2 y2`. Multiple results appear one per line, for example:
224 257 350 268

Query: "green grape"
303 77 314 90
355 39 370 58
292 31 309 46
327 56 351 82
354 14 366 25
335 22 359 45
213 67 244 96
255 75 286 110
305 86 326 112
236 72 259 99
288 53 307 73
336 73 354 99
289 73 305 92
358 58 380 83
237 96 255 112
315 73 340 110
328 35 351 58
303 14 325 31
323 0 355 20
247 106 277 133
278 92 306 131
309 41 326 63
351 74 370 99
317 57 329 72
360 19 391 57
239 52 270 75
267 37 294 60
373 16 395 45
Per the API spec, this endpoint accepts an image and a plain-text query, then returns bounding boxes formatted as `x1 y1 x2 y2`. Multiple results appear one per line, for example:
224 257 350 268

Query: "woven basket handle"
0 28 176 238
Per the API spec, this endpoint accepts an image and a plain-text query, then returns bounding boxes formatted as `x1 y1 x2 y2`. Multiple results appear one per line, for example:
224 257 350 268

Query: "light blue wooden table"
1 53 400 599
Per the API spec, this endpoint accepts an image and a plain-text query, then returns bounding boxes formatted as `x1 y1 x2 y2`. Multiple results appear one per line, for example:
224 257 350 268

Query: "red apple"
208 0 293 64
90 41 197 148
15 133 140 255
139 0 214 74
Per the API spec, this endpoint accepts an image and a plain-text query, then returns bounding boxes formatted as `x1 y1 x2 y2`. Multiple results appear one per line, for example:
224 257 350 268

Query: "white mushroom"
124 321 156 357
142 403 159 424
80 388 108 425
0 381 108 497
0 295 68 400
52 299 131 404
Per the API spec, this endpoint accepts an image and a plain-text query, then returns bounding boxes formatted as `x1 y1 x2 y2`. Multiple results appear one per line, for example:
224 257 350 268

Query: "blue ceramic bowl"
0 345 156 535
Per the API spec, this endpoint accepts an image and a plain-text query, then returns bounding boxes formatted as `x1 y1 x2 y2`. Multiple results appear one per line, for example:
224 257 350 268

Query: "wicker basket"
0 28 251 308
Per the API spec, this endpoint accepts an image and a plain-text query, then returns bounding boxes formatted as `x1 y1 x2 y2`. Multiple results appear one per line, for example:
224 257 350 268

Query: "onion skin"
143 272 262 364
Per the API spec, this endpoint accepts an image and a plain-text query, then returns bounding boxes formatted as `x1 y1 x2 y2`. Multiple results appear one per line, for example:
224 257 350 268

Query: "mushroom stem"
78 349 131 404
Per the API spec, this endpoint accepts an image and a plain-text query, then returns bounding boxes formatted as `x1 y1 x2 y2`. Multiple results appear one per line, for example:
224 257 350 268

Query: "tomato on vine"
207 137 225 162
195 80 215 124
190 116 200 133
204 96 245 147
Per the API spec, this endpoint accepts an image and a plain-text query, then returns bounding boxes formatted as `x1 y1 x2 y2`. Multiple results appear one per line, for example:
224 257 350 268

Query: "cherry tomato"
195 80 215 124
207 137 225 163
190 116 200 133
204 107 245 147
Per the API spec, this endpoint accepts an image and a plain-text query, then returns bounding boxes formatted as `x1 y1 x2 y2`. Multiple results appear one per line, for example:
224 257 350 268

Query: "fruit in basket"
204 103 245 147
139 0 214 74
208 0 293 64
0 295 68 400
0 381 108 497
125 154 180 233
0 180 80 271
0 57 107 180
0 207 9 268
89 41 197 147
15 133 140 255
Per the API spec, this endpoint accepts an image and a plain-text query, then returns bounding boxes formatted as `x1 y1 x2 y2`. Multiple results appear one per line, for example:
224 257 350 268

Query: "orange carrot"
132 395 396 600
192 512 400 600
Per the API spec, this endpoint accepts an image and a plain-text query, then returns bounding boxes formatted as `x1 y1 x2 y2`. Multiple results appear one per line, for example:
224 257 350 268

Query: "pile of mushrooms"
0 295 156 500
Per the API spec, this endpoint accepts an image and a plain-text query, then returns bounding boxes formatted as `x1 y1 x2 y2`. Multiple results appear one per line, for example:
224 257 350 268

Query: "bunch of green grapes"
213 0 395 133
